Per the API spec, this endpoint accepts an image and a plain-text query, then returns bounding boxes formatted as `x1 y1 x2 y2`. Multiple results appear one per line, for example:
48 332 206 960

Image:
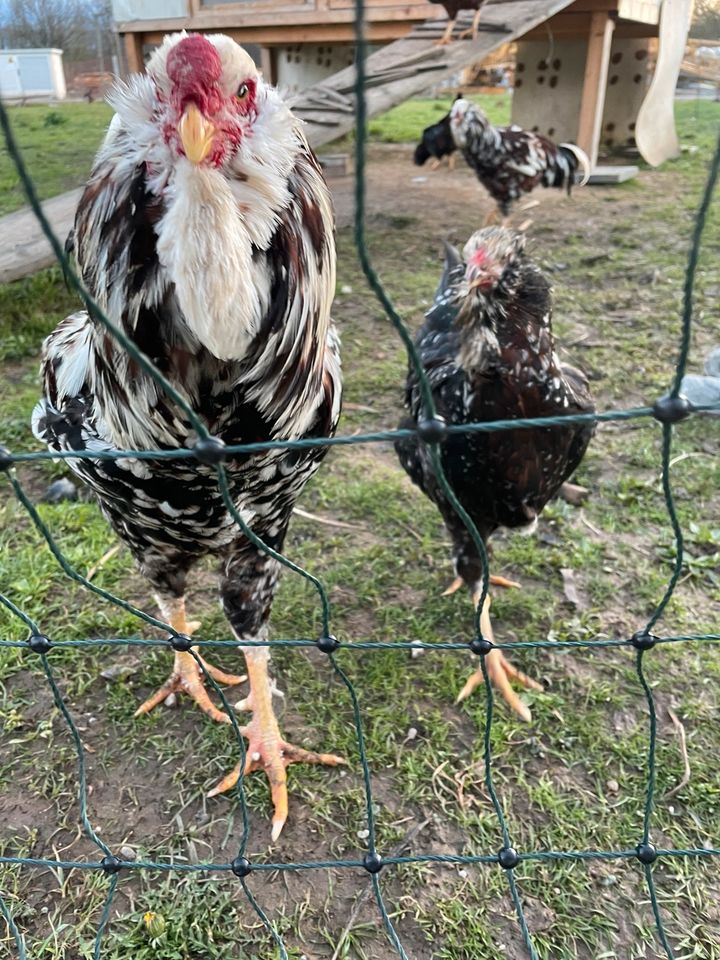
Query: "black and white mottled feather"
414 98 590 216
33 32 341 645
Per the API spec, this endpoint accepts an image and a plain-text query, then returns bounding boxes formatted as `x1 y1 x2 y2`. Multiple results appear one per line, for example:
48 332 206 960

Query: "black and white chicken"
33 32 343 840
414 98 590 219
395 228 594 719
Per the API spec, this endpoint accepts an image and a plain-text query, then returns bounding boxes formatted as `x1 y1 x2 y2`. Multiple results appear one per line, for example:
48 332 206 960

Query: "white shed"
0 49 66 101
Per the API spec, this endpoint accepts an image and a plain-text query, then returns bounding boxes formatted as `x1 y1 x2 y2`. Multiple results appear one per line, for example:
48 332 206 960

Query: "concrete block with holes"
510 0 692 171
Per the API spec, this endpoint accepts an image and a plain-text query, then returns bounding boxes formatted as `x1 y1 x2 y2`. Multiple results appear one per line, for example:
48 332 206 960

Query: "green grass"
0 102 112 216
0 96 719 959
366 92 511 142
0 95 506 219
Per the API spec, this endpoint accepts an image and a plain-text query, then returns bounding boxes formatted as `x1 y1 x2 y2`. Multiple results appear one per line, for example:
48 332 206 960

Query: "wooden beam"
122 31 144 73
144 22 414 44
260 45 275 83
564 0 618 10
116 3 444 34
523 17 656 36
576 11 615 165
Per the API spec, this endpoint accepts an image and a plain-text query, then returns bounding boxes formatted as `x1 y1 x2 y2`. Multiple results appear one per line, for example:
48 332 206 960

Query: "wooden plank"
0 188 83 284
260 45 275 82
617 0 659 24
117 18 189 34
635 0 693 165
576 11 615 165
144 22 415 43
121 7 441 36
122 31 144 73
523 18 656 36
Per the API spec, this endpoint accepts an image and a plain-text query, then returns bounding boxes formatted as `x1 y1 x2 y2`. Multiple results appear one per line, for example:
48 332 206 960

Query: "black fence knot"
652 395 692 424
27 634 52 654
498 847 520 869
631 631 657 651
363 852 384 874
636 843 658 865
231 856 252 878
0 446 12 471
100 855 122 874
417 416 448 444
470 636 494 656
193 436 227 465
169 633 193 652
317 634 340 654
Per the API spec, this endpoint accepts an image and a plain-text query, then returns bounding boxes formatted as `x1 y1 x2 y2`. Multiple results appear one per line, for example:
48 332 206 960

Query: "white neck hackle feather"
105 33 303 362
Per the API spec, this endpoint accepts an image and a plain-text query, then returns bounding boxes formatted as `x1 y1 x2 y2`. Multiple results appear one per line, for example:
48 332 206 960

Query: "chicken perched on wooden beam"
33 32 343 840
395 228 594 720
414 98 590 220
434 0 488 45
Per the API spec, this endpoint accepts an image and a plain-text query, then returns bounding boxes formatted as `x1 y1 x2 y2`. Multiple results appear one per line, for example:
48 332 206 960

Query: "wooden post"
123 32 145 74
260 46 275 84
576 11 615 168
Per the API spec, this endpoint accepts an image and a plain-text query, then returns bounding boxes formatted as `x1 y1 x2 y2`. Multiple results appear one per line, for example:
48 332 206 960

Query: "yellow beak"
178 103 216 165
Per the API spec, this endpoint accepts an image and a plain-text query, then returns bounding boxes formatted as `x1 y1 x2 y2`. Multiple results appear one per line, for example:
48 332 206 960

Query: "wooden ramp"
294 0 578 149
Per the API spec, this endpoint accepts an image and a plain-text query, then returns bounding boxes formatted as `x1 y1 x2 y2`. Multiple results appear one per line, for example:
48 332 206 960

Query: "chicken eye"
236 83 249 101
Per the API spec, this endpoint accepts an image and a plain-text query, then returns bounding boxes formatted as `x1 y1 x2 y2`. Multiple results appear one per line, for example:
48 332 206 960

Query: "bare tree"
0 0 115 62
691 0 720 39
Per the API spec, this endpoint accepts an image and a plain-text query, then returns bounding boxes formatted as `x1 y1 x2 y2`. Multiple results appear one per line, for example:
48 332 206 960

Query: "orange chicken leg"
208 647 345 841
135 598 245 724
456 593 542 722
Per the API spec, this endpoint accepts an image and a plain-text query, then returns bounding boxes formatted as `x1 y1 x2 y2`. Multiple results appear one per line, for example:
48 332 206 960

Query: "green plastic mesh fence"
0 3 719 957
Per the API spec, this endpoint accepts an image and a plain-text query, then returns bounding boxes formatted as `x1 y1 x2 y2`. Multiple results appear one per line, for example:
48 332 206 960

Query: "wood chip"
558 481 590 506
560 568 581 607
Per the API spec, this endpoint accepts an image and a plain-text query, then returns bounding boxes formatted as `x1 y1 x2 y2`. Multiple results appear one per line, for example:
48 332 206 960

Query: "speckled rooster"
395 228 594 718
414 98 590 219
33 32 343 840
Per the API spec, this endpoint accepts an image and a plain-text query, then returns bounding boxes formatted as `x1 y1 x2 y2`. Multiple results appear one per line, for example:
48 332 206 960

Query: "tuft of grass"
0 102 112 216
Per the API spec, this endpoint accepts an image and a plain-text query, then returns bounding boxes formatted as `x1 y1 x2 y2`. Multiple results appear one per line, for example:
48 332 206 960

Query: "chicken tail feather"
560 142 591 188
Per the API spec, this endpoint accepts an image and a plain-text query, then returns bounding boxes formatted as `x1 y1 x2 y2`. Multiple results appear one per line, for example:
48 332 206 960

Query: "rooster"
414 98 590 219
395 228 594 719
32 32 343 840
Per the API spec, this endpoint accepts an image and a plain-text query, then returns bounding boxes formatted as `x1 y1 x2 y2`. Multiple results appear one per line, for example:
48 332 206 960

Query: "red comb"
166 35 221 90
469 248 488 268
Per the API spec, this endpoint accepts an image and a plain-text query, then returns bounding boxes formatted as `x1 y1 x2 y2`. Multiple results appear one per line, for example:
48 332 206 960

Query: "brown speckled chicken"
395 228 594 719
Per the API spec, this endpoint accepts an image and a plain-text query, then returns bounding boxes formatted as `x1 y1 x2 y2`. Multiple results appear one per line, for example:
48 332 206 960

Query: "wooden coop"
510 0 692 170
111 0 692 165
113 0 453 93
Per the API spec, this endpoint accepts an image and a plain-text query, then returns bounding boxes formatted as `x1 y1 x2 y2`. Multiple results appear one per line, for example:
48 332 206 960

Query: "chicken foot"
434 17 457 45
207 647 345 841
456 593 542 722
457 6 485 41
135 598 246 724
443 573 520 595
